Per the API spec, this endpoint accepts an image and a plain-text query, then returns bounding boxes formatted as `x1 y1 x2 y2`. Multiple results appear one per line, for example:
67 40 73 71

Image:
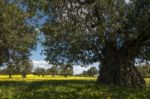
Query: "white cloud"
73 65 91 74
32 60 51 69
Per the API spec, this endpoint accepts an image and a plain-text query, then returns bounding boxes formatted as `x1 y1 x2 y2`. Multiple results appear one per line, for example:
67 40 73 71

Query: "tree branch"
127 32 150 57
77 0 96 5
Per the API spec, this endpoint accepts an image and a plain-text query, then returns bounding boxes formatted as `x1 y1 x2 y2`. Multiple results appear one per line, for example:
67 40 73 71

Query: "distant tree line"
0 64 73 78
76 67 98 77
33 64 73 77
0 60 33 78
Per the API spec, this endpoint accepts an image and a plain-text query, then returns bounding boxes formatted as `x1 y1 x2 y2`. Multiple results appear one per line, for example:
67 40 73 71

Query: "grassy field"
0 75 150 99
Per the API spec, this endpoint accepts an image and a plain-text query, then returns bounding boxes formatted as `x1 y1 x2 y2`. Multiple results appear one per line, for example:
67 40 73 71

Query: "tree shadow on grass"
0 80 150 99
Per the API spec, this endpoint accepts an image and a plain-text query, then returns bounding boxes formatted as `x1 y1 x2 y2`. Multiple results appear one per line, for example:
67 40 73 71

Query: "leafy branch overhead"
40 0 150 65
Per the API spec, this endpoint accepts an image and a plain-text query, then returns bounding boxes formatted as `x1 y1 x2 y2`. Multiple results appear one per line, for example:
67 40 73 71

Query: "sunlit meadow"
0 75 150 99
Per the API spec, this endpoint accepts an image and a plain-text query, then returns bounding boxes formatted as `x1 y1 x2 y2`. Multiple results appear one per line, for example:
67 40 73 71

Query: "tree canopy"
0 0 37 65
59 64 73 77
34 67 46 76
42 0 150 65
47 65 58 77
20 59 33 78
40 0 150 87
82 66 98 77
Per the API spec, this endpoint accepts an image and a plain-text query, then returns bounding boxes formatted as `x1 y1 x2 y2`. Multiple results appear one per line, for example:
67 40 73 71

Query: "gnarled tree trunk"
97 44 145 88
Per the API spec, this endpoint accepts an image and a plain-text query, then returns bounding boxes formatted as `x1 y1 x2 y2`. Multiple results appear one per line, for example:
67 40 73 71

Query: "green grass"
0 75 150 99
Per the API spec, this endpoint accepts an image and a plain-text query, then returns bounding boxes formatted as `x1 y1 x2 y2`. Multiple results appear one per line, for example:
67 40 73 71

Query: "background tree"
6 62 16 78
47 65 58 77
137 62 150 78
41 0 150 88
0 0 37 66
84 67 98 77
20 59 33 78
0 68 7 74
34 67 46 77
82 70 88 76
60 64 73 77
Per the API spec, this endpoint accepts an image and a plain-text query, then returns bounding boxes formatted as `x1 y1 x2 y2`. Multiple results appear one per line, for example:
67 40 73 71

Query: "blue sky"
30 42 45 61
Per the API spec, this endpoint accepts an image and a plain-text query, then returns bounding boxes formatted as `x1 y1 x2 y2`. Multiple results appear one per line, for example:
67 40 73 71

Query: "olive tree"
9 0 150 88
47 65 58 77
41 0 150 88
0 0 37 66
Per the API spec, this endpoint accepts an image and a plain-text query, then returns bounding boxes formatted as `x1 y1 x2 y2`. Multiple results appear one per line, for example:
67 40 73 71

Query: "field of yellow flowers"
0 75 150 99
0 74 96 81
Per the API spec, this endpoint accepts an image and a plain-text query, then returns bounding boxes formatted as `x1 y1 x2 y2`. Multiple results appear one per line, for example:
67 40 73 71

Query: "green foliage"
83 67 98 77
137 62 150 78
0 0 37 78
36 0 150 87
0 80 150 99
20 59 33 78
4 59 33 78
47 65 58 77
34 67 46 77
59 64 73 77
41 0 150 65
1 0 149 87
0 69 7 74
6 63 16 77
0 0 37 64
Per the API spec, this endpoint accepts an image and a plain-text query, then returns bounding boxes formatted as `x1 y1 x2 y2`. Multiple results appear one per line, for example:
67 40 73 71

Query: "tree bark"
64 74 67 77
22 73 26 78
97 44 145 88
52 74 55 77
9 73 12 78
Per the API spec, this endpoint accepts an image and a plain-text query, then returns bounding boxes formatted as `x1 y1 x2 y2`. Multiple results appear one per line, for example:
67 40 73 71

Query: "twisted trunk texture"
97 43 145 88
